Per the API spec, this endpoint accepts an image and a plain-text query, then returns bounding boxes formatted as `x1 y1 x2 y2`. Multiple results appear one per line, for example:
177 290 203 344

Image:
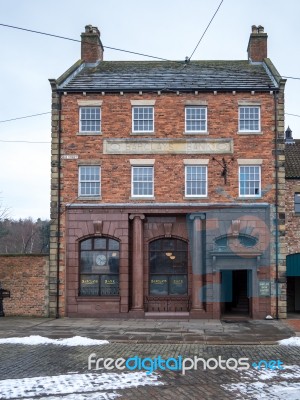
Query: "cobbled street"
1 342 300 399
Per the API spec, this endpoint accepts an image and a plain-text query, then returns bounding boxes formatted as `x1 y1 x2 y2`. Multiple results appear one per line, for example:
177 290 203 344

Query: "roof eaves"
263 58 281 87
61 86 275 94
56 59 85 87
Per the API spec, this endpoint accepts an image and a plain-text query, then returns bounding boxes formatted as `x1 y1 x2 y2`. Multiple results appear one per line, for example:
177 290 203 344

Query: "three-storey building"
49 25 286 318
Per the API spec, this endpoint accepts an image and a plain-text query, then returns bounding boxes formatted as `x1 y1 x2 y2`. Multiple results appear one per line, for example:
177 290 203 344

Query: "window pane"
185 166 207 196
150 275 168 295
79 237 120 297
239 166 260 196
80 275 99 296
149 239 188 295
169 275 187 295
79 166 100 196
100 275 119 296
132 166 153 196
81 239 92 250
94 238 107 250
186 107 207 132
108 239 120 250
80 107 101 132
239 106 260 131
80 251 94 272
132 106 154 132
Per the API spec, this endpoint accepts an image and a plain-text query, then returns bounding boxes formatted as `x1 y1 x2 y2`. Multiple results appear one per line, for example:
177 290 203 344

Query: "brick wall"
50 86 286 317
0 255 49 316
59 92 276 204
286 179 300 255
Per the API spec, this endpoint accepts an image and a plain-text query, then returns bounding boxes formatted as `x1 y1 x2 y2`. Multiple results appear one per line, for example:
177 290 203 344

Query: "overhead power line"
286 113 300 118
0 112 51 123
0 23 172 62
188 0 224 61
0 139 50 143
1 22 300 81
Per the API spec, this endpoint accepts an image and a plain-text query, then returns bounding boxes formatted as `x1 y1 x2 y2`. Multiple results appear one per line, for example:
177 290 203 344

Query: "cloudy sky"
0 0 299 220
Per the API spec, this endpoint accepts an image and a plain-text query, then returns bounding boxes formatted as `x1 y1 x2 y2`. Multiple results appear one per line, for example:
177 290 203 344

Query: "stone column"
189 213 206 314
129 214 145 312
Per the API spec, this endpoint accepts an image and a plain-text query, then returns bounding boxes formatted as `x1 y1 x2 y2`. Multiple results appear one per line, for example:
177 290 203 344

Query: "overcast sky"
0 0 299 220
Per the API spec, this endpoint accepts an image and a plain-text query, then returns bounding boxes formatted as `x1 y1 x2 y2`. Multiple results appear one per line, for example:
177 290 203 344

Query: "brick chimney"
247 25 268 62
81 25 103 63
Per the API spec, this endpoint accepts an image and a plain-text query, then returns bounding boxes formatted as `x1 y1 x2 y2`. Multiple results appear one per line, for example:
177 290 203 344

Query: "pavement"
0 316 297 344
1 317 300 399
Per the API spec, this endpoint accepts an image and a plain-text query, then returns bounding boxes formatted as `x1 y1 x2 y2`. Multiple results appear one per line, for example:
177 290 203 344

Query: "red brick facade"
0 255 49 316
49 25 286 319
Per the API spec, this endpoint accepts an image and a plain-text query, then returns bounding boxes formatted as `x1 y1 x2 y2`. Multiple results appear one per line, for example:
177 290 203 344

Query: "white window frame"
238 106 260 132
79 166 101 197
295 193 300 213
131 166 154 197
185 165 208 197
132 106 154 133
79 106 101 133
239 165 261 197
185 106 207 133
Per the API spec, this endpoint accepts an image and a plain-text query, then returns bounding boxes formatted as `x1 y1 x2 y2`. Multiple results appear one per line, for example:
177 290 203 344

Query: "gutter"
274 91 279 320
56 92 62 319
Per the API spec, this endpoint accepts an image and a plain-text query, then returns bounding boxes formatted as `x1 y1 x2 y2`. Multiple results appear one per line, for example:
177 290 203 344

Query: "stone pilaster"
129 214 145 314
189 213 206 316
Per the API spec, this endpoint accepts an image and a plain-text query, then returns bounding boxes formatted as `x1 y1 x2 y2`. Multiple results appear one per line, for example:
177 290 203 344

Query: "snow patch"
222 365 300 399
0 335 109 346
278 336 300 346
0 372 163 399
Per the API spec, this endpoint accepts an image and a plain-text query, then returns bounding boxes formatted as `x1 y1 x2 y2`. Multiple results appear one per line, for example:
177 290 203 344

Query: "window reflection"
149 239 188 295
79 237 120 296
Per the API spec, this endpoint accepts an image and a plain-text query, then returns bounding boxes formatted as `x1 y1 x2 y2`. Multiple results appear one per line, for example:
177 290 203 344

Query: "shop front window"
79 237 119 296
149 238 188 295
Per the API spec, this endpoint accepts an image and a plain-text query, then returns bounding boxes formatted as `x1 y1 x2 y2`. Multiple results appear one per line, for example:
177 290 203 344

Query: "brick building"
49 25 286 319
285 127 300 313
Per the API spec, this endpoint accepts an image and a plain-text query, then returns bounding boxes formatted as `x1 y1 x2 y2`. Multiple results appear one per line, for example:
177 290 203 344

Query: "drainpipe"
56 92 62 319
274 90 279 320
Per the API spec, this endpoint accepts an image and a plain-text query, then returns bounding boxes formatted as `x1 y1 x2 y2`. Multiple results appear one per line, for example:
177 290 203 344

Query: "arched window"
79 237 119 296
149 238 188 296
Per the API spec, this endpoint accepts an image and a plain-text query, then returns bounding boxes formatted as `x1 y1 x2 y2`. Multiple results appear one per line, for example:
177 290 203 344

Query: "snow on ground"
278 336 300 346
0 336 109 346
26 393 120 400
0 371 163 399
222 365 300 399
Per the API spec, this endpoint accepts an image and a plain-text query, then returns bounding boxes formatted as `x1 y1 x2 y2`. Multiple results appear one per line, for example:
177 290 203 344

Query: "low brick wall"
0 255 49 317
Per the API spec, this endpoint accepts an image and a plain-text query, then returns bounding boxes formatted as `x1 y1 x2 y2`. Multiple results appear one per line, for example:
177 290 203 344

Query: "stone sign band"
103 139 233 155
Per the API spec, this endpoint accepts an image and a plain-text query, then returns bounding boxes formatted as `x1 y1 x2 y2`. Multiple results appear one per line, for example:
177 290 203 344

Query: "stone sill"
183 197 208 200
237 196 262 200
130 132 155 135
129 197 155 200
77 132 102 136
77 196 102 201
76 296 120 302
183 131 209 135
237 131 263 135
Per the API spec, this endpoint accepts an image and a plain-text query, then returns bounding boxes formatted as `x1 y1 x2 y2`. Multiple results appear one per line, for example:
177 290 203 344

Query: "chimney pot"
247 24 268 62
258 25 264 33
81 25 103 63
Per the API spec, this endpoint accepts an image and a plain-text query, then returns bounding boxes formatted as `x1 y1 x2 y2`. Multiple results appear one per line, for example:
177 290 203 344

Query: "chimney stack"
81 25 103 63
247 25 268 62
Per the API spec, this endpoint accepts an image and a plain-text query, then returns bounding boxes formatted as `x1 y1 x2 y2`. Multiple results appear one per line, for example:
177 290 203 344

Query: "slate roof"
286 140 300 178
58 60 278 92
